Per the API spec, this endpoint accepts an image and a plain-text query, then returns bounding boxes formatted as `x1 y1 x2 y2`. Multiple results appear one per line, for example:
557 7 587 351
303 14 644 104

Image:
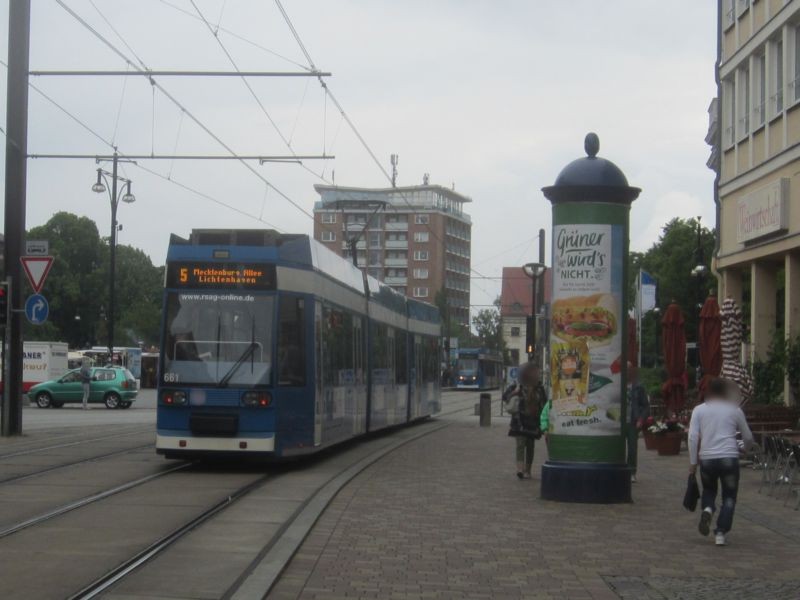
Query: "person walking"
627 365 650 483
80 359 92 410
688 377 753 546
503 363 546 479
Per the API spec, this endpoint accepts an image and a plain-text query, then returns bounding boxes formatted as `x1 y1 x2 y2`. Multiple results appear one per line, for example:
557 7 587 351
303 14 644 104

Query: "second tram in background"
156 229 441 459
455 347 503 390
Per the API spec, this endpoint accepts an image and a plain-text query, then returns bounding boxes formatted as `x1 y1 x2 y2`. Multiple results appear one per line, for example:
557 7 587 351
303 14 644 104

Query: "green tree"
632 217 715 366
115 245 164 347
23 212 164 349
471 298 505 352
25 212 106 348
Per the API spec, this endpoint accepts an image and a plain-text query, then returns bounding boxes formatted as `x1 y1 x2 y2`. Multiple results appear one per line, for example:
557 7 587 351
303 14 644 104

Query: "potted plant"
640 416 658 450
648 417 685 456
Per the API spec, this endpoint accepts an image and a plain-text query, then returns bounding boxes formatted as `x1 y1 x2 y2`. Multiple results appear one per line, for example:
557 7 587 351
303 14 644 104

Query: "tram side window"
395 331 408 385
323 307 355 386
278 297 305 386
371 323 388 385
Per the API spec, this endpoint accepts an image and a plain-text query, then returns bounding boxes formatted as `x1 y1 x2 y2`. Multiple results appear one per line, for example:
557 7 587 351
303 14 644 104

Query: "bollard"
479 393 491 427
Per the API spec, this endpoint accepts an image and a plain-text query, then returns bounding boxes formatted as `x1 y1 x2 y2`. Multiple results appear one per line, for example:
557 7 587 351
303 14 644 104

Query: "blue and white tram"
455 348 504 390
156 229 441 459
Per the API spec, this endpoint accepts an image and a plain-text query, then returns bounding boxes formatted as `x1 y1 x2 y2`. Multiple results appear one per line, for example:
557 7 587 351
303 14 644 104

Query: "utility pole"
2 0 31 437
537 228 546 368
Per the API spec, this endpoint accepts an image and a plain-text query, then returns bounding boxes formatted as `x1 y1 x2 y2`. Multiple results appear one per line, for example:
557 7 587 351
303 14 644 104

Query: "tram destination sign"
167 262 276 290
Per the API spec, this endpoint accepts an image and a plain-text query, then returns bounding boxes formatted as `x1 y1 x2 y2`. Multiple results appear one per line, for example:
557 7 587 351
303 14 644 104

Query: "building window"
413 251 429 261
369 232 382 248
773 37 784 115
755 53 766 127
737 66 749 138
794 25 800 103
321 231 336 242
415 214 429 225
510 326 521 337
413 268 429 279
386 214 408 224
321 213 336 224
723 77 735 147
413 287 429 298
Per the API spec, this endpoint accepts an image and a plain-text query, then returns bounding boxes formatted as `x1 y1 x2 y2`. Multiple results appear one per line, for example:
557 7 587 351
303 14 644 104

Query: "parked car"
28 366 138 409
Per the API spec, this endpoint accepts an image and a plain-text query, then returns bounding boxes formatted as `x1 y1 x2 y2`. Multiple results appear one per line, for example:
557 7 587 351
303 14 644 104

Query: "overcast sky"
0 0 717 313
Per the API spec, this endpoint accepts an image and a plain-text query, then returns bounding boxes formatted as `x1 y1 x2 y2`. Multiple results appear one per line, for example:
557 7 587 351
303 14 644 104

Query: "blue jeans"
699 457 740 534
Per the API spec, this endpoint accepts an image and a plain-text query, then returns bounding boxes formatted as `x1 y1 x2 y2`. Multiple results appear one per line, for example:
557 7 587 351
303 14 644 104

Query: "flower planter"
643 431 658 450
656 432 682 456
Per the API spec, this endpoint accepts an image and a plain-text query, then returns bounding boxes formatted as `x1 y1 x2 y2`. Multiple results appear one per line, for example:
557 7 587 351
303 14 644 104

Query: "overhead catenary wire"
2 59 281 231
55 0 315 221
273 0 499 304
188 0 331 185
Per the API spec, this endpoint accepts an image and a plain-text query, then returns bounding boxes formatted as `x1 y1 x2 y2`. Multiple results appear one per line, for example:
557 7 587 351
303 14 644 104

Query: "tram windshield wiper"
218 342 259 388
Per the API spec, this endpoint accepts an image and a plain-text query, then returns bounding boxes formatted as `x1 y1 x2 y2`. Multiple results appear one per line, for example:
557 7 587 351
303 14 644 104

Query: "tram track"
0 462 190 540
0 443 154 486
66 393 494 599
0 426 152 460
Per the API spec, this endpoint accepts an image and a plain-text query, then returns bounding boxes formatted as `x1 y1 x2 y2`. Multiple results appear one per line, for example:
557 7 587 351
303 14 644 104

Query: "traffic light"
526 315 535 355
0 282 7 327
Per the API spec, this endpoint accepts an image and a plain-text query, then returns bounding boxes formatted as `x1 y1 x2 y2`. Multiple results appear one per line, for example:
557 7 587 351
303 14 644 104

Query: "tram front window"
457 358 478 375
162 292 273 387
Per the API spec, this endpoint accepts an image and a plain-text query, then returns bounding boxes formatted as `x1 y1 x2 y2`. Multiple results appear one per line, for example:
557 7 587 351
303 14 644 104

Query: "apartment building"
714 0 800 403
313 183 472 327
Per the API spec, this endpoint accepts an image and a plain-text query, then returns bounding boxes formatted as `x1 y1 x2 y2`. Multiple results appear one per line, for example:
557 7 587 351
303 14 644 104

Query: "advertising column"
541 133 640 503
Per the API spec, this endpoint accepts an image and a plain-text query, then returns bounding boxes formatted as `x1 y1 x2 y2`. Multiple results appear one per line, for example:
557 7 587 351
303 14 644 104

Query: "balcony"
384 276 408 286
385 221 408 231
385 240 408 249
341 240 366 250
385 257 408 267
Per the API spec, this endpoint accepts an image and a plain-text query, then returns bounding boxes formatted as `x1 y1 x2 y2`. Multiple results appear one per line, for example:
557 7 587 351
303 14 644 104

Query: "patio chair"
769 437 793 497
759 436 779 494
784 442 800 507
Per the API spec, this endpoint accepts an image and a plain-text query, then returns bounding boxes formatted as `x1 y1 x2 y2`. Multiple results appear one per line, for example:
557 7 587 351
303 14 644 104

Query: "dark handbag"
683 473 700 512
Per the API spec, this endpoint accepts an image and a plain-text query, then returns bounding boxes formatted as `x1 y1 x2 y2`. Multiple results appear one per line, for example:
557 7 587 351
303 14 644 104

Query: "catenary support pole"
2 0 31 437
108 153 118 362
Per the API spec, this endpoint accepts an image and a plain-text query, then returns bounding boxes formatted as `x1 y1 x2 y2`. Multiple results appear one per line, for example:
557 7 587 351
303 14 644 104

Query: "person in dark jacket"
627 364 650 482
504 363 547 479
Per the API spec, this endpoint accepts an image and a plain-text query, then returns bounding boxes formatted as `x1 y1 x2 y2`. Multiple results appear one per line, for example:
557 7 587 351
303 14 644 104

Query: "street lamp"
690 217 706 378
523 262 547 363
91 151 137 363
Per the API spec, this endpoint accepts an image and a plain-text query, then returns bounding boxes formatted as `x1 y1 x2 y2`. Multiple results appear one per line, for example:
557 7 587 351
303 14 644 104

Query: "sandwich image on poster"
552 293 617 347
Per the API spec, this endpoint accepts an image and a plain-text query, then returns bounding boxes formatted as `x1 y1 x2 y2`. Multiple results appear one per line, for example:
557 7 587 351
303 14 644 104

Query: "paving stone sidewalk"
269 410 800 600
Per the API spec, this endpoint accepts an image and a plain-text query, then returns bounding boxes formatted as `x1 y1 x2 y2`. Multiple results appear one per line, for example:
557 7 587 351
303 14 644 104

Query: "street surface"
270 408 800 600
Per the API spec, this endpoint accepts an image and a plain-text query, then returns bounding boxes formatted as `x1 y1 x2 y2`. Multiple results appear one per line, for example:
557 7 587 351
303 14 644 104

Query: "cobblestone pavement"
269 411 800 600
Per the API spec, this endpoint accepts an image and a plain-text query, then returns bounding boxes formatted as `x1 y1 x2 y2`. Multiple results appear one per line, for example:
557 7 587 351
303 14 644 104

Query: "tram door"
353 317 366 435
314 303 323 446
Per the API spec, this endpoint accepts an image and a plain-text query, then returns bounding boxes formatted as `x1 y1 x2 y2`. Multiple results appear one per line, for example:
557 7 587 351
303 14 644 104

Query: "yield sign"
20 256 54 293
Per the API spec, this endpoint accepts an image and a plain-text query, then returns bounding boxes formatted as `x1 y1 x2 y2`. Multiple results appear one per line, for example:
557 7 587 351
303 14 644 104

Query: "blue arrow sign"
25 294 49 325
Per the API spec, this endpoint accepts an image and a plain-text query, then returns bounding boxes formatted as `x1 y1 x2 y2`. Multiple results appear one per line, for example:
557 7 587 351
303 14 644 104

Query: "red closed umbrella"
661 302 687 414
698 295 722 402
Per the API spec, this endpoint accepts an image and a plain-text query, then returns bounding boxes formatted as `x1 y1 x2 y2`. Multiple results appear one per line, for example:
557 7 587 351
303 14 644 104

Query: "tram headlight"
241 391 271 408
161 390 187 406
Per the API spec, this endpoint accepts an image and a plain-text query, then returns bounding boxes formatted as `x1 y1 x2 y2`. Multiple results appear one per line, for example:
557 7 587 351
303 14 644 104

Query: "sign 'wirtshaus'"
166 262 276 290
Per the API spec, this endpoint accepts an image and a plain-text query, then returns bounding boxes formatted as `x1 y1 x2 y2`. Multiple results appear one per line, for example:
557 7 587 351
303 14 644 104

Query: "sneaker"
524 472 532 479
698 509 712 536
631 474 637 483
516 472 523 480
715 532 726 546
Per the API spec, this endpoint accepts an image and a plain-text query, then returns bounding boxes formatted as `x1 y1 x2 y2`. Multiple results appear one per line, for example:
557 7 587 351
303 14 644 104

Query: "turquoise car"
28 366 138 409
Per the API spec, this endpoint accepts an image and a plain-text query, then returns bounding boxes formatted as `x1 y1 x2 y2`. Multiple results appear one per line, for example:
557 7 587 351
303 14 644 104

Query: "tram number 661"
163 372 181 383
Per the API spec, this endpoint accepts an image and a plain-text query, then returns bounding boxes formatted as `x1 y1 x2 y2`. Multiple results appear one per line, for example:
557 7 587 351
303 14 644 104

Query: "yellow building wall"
718 162 800 263
737 139 750 173
722 148 737 183
769 119 784 157
752 129 766 165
